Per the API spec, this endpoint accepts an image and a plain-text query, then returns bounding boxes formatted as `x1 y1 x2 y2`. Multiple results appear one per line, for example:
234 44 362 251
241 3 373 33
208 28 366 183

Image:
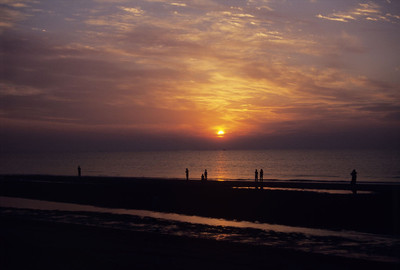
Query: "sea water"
0 150 399 182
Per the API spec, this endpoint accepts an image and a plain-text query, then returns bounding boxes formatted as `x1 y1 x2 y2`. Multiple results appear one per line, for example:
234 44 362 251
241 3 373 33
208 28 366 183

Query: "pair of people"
185 168 207 181
255 169 264 182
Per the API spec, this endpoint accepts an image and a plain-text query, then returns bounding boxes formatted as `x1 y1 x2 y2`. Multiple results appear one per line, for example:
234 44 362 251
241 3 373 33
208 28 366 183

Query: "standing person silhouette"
260 169 264 182
255 169 258 182
185 168 189 181
78 166 81 178
350 169 357 185
350 169 357 194
201 173 205 182
204 169 207 181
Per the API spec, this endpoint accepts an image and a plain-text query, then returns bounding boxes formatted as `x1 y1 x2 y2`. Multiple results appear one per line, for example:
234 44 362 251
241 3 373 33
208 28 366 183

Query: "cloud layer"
1 0 399 150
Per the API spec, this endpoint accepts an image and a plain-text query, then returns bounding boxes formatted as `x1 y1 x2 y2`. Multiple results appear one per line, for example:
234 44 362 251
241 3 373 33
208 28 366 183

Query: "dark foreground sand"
1 175 399 269
2 216 398 270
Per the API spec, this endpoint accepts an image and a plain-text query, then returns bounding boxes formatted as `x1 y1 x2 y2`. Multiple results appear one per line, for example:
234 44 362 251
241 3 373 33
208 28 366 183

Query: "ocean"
0 150 400 182
1 150 399 182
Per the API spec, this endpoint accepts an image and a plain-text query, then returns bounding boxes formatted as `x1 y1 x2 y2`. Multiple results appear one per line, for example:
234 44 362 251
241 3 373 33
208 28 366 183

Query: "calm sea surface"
1 150 399 182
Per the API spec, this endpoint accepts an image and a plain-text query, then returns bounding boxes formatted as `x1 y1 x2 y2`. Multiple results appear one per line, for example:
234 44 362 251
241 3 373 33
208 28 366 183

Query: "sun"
217 130 225 137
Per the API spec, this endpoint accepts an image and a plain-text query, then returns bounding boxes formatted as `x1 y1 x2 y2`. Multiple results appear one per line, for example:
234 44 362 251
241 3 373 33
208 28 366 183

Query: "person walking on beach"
350 169 357 185
350 169 357 194
186 168 189 181
204 169 207 181
78 166 81 178
255 169 258 182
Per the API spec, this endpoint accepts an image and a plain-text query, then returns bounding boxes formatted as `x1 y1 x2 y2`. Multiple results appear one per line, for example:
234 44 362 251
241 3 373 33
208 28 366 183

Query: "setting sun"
217 130 225 137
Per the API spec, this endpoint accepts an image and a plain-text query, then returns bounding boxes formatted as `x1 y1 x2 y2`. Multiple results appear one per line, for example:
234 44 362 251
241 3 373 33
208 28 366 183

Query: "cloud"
170 3 186 7
1 0 399 150
316 14 354 23
0 83 43 96
0 4 31 32
316 2 400 23
119 6 145 15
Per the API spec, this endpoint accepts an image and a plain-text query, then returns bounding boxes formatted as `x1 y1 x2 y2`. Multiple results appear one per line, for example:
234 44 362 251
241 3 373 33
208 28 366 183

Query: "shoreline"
1 174 399 235
2 171 398 182
2 173 400 185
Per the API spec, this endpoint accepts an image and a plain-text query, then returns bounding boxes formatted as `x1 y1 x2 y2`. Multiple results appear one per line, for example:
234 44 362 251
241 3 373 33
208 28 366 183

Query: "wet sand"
2 216 398 270
1 175 399 269
1 175 399 235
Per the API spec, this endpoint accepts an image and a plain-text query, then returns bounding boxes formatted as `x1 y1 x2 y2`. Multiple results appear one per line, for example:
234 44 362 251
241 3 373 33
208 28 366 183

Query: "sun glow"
217 130 225 137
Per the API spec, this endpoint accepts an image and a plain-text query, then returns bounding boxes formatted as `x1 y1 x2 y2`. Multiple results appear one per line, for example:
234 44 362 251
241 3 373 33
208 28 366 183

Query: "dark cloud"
384 112 400 122
2 122 399 154
0 29 193 126
358 103 400 123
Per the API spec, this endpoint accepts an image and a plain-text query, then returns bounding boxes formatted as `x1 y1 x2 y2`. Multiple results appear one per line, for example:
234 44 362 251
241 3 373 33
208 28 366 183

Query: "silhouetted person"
78 166 81 178
204 169 207 181
350 169 357 185
201 173 205 182
255 169 258 182
186 168 189 181
260 169 263 182
350 169 357 194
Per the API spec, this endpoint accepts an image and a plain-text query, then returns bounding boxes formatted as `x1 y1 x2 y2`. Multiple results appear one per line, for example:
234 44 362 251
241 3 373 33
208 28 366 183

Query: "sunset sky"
1 0 400 151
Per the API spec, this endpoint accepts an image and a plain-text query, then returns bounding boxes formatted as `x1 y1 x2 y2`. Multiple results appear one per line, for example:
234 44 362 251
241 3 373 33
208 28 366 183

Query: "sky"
1 0 400 152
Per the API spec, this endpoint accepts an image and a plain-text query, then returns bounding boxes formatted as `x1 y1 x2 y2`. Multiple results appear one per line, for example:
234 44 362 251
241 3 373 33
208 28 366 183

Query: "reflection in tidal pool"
232 186 374 194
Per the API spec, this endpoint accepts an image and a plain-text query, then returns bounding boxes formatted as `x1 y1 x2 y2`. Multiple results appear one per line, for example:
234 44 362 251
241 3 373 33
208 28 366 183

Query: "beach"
2 216 397 270
1 175 399 269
